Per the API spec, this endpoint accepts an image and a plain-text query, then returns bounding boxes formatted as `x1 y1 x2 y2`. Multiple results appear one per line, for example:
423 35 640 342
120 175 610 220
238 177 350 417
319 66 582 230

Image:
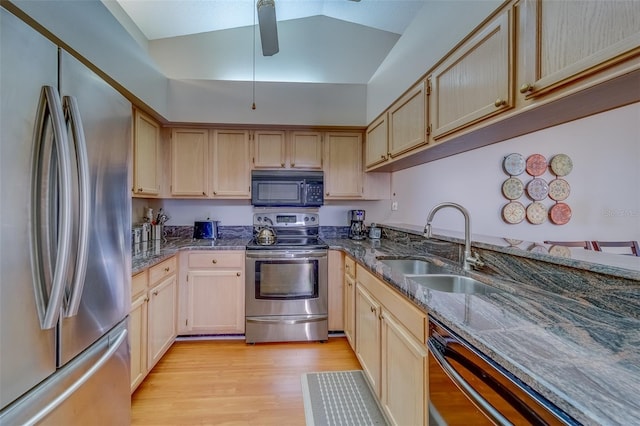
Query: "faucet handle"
466 252 484 270
423 224 432 238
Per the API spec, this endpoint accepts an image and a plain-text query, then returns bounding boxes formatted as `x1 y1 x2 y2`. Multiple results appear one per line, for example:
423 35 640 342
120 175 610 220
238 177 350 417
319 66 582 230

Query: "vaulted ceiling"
111 0 427 84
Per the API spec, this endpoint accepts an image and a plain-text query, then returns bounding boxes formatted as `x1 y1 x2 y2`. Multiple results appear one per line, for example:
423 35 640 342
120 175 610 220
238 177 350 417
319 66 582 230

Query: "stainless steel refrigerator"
1 6 131 424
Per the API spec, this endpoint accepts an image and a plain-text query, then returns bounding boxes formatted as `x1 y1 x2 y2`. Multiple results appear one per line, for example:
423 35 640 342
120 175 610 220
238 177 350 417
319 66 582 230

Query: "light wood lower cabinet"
130 256 178 393
178 251 245 335
354 264 428 425
328 250 344 331
343 255 356 350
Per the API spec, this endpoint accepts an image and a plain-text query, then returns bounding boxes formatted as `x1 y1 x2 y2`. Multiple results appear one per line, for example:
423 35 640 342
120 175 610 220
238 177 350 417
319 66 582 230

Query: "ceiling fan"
256 0 361 56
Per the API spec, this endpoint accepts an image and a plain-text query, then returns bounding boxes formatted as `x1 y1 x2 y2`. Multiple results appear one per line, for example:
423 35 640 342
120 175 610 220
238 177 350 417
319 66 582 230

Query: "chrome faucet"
423 202 484 271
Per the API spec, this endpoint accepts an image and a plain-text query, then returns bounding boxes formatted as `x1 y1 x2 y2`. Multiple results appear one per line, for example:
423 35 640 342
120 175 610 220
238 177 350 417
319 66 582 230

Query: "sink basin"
377 257 450 275
406 274 499 295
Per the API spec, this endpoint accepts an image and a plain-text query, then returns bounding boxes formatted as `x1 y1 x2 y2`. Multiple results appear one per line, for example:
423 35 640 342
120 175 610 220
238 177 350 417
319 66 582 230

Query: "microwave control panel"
306 183 324 204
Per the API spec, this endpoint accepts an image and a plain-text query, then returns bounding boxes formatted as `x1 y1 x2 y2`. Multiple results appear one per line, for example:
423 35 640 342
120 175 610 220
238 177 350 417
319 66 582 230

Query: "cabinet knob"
213 191 217 195
236 272 241 277
137 188 143 192
152 290 158 296
380 154 385 159
212 259 217 264
325 192 329 196
370 306 376 313
202 191 206 196
291 163 295 167
519 83 534 94
281 163 285 168
144 297 149 302
494 98 507 108
164 267 170 272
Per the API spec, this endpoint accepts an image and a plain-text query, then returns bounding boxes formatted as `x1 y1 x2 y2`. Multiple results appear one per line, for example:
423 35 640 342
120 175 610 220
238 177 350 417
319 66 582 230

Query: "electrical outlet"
391 201 398 211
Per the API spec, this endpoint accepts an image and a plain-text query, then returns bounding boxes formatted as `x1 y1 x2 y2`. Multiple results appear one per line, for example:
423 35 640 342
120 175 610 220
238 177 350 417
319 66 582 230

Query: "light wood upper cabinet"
518 0 640 99
289 131 323 169
252 130 286 168
430 8 514 140
388 80 427 157
210 129 251 198
324 132 363 199
170 128 208 197
365 114 389 169
133 109 160 196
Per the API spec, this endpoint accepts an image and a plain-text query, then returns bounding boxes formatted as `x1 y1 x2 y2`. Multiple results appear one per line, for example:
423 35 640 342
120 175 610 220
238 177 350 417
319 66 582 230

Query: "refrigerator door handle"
23 328 128 426
31 85 74 330
62 95 90 318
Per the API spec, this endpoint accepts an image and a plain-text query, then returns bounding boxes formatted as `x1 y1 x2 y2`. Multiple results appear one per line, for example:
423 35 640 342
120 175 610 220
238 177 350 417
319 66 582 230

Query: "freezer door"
0 7 58 411
0 320 131 425
57 50 132 366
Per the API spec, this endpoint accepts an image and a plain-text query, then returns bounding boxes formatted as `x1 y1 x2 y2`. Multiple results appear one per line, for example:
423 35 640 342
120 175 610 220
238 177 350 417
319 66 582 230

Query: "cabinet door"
324 132 363 199
381 311 428 426
519 0 640 98
170 128 208 197
388 81 426 157
185 270 244 334
355 284 381 396
430 9 513 139
253 130 286 168
343 272 356 351
365 114 389 169
130 293 148 393
133 109 160 196
211 129 251 198
328 250 344 331
290 131 323 169
147 274 177 369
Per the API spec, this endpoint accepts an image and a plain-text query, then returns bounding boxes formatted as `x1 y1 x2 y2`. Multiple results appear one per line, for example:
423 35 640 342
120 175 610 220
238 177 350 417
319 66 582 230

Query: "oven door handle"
246 250 327 259
246 315 327 325
428 338 513 426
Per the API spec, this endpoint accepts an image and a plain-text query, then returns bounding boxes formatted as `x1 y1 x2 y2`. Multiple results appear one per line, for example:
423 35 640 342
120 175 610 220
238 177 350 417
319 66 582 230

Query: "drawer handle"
212 259 217 264
519 83 534 94
164 267 170 272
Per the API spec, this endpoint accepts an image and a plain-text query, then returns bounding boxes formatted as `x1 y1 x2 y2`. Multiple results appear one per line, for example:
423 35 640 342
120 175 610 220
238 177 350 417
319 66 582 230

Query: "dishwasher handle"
428 338 513 426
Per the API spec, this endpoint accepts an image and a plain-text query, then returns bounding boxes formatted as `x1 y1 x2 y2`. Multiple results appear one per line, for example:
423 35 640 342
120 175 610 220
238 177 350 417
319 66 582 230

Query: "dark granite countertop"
133 236 640 425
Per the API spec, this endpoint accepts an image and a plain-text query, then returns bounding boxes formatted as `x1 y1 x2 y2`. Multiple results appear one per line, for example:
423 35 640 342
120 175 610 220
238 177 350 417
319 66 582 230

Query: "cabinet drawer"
149 256 177 285
131 271 148 299
357 265 426 343
345 255 356 279
188 251 244 269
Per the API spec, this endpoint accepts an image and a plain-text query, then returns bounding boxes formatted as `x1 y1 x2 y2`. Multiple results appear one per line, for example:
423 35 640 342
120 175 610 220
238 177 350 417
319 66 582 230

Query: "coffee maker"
348 210 366 240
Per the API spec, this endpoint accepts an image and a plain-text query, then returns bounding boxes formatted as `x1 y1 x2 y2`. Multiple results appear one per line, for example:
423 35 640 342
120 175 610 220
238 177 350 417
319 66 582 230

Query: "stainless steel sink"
377 257 450 275
406 274 499 295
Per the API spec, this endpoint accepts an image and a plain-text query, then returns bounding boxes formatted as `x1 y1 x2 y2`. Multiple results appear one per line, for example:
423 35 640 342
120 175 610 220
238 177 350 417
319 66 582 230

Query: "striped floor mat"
301 370 389 426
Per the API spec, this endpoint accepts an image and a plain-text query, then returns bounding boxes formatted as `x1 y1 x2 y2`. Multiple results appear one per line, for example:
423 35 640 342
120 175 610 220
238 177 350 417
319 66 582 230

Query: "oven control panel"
253 212 318 228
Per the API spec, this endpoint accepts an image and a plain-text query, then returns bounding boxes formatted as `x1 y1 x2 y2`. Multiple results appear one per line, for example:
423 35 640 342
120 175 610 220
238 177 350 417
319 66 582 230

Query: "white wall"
386 103 640 242
168 79 367 125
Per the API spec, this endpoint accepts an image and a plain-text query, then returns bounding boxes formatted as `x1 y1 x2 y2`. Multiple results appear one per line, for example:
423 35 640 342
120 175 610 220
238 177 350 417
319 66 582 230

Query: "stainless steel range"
245 212 328 344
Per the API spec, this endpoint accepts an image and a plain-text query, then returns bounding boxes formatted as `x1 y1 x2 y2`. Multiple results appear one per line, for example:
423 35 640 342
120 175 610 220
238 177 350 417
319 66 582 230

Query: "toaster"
193 220 219 239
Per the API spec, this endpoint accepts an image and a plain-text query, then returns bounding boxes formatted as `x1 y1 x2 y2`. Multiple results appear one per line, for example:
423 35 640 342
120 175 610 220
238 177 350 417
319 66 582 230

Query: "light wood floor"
131 337 361 425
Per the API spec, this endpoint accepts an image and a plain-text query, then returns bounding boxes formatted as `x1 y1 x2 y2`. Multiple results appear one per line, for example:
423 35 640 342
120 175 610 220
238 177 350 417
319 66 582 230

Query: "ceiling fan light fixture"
257 0 279 56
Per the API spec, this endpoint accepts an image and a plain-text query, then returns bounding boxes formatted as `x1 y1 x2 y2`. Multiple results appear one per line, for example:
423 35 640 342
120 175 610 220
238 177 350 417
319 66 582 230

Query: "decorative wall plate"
526 178 549 200
502 201 526 224
503 153 526 176
550 154 573 176
502 177 524 200
549 202 572 225
548 178 571 201
528 243 548 254
549 245 572 258
526 154 547 176
526 201 548 224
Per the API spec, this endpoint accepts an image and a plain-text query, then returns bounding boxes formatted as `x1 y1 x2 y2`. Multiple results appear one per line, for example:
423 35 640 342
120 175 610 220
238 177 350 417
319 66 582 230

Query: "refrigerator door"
0 320 131 425
57 50 132 366
0 7 59 410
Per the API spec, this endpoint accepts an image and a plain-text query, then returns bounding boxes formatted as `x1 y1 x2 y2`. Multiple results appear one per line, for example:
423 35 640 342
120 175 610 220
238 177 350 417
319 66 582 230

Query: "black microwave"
251 170 324 207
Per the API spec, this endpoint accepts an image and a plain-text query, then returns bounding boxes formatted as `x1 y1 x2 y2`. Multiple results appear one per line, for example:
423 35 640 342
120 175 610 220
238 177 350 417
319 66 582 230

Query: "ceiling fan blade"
257 0 279 56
